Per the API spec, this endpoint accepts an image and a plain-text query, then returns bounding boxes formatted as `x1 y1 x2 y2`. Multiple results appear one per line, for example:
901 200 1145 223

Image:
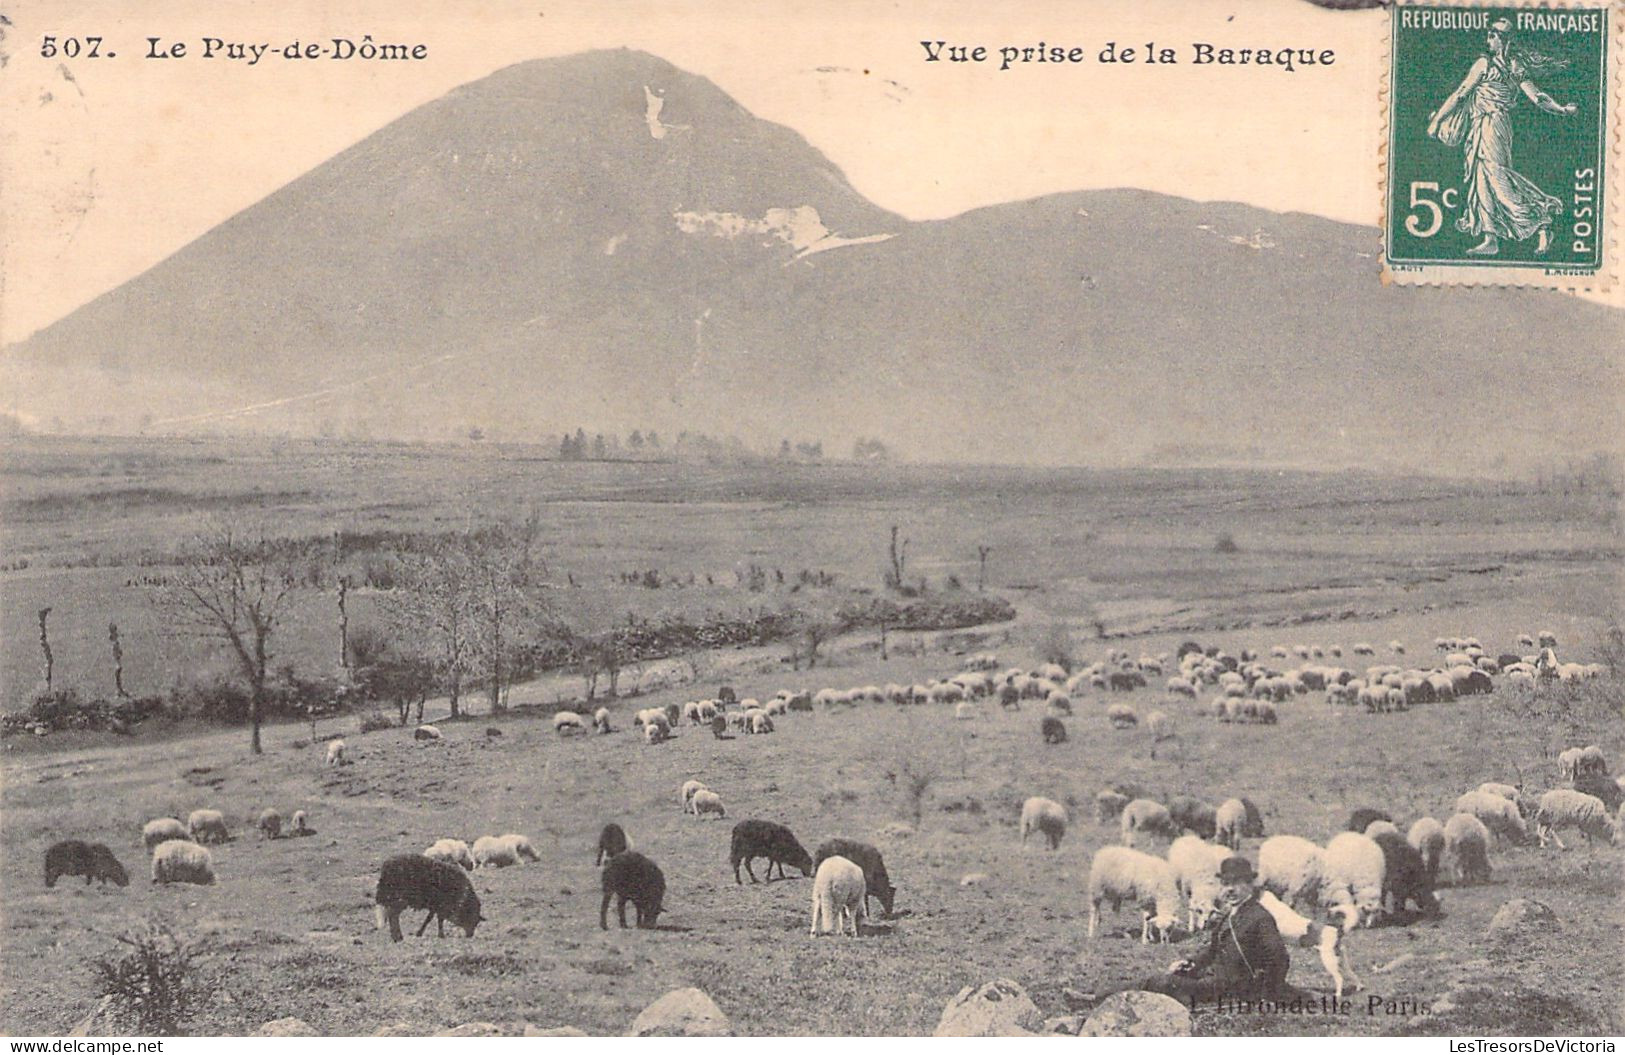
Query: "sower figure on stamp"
1427 17 1576 257
1128 857 1299 1008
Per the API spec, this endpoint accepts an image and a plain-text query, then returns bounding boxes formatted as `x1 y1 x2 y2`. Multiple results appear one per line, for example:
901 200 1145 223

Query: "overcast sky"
3 0 1612 344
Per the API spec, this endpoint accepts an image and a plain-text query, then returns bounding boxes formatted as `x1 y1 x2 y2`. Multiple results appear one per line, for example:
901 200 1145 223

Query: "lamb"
1095 789 1130 824
553 711 585 734
424 838 475 871
1257 890 1363 1000
1406 817 1446 882
1166 834 1234 930
1533 789 1619 849
1086 845 1181 944
1322 832 1386 927
150 840 215 885
414 724 443 741
731 819 813 883
1441 813 1492 884
1453 791 1528 846
472 835 520 869
812 839 896 917
1168 796 1217 840
1106 703 1138 729
681 779 709 810
593 707 612 734
142 818 190 852
1257 835 1325 909
1120 798 1177 849
500 833 539 862
1019 796 1068 850
1346 808 1392 834
44 841 129 888
601 851 665 929
596 822 631 865
257 808 282 839
374 854 482 942
1372 831 1439 918
1040 716 1067 744
1213 798 1249 850
187 809 229 845
690 790 726 819
809 855 867 937
291 809 310 835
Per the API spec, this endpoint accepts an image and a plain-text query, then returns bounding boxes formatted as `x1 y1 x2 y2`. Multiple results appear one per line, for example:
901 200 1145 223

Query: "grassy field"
1 436 1621 1036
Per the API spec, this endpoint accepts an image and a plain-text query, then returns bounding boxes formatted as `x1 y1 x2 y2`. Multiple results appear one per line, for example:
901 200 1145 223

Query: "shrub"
1 691 172 737
92 919 214 1035
358 710 394 734
1215 532 1241 554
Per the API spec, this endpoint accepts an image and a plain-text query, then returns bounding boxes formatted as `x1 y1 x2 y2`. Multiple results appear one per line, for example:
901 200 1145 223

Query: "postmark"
1384 3 1617 287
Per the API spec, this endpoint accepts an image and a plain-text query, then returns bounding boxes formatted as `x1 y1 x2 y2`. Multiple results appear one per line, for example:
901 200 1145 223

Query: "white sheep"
473 835 520 868
1453 790 1528 846
1120 799 1175 849
1213 798 1249 850
501 833 540 862
1095 789 1130 824
1406 817 1446 879
1476 782 1519 801
690 790 726 819
1442 813 1492 884
1257 835 1325 909
1166 834 1234 930
325 739 347 766
1086 845 1181 944
1322 832 1385 927
1146 709 1174 742
414 724 443 741
643 722 666 745
809 855 866 937
553 711 585 734
1165 676 1197 698
1019 796 1068 850
1257 890 1362 1000
593 707 612 734
681 779 709 810
187 809 229 845
291 809 309 835
1106 703 1138 729
151 840 214 885
142 818 189 852
1533 789 1619 849
424 838 474 871
748 711 774 734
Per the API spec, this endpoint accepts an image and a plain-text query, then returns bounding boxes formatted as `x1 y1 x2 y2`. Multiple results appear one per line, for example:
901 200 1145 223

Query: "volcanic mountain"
7 48 1619 471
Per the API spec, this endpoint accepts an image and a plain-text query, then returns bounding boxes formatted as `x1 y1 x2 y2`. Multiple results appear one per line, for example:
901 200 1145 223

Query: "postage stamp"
1384 3 1618 287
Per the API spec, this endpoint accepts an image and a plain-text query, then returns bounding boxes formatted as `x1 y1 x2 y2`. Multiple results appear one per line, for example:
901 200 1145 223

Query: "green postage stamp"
1385 3 1618 287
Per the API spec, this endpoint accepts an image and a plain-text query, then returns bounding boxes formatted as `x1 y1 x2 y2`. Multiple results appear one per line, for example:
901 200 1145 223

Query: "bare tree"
108 622 129 699
157 526 295 754
977 545 991 592
382 537 477 719
37 607 53 693
885 525 909 591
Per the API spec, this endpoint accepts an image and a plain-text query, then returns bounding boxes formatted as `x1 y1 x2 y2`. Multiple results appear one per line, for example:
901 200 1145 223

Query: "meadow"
0 435 1620 1036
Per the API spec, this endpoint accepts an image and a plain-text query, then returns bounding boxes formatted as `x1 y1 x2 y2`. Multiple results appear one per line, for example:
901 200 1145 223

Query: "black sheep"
600 851 665 929
710 714 728 739
812 838 896 916
1573 772 1623 812
717 685 737 705
730 820 812 883
1238 796 1266 838
1040 716 1067 744
44 840 129 888
1108 671 1145 692
1347 808 1392 833
999 684 1021 711
1373 831 1440 918
1168 795 1217 840
373 854 483 942
596 822 630 866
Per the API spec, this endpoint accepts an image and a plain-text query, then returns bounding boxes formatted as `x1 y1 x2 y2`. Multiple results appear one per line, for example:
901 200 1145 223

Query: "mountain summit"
7 48 1618 471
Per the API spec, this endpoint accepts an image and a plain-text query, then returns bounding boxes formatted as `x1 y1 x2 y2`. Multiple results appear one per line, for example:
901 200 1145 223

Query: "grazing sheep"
1442 813 1492 884
1352 642 1375 656
414 725 443 741
1238 797 1266 838
1533 789 1619 849
1347 808 1392 834
473 835 520 869
1095 789 1130 824
142 818 189 853
1453 791 1528 846
374 854 482 942
1388 640 1406 655
681 779 709 810
1167 834 1234 930
1146 709 1174 741
1407 818 1446 882
553 711 585 734
600 851 666 930
593 707 612 734
690 790 726 819
748 712 775 735
187 809 229 845
1165 677 1197 698
1537 631 1558 650
1477 782 1520 801
424 838 475 871
643 722 669 745
731 820 813 883
812 839 896 916
1258 835 1326 909
1086 845 1181 943
1364 820 1400 840
809 855 867 937
1214 798 1249 850
1572 772 1623 812
1121 799 1177 848
326 739 347 766
1372 831 1439 918
291 809 310 835
596 823 632 866
1020 796 1068 850
150 840 215 886
1106 703 1138 729
1323 833 1386 927
257 808 282 839
44 841 129 888
501 833 539 863
1168 796 1217 840
1045 691 1073 716
664 703 682 726
1040 716 1067 744
1257 890 1362 1000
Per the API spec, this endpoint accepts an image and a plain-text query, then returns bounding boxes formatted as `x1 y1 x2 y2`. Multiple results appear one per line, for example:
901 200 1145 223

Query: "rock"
932 978 1043 1037
257 1017 318 1037
628 988 734 1037
434 1023 503 1037
372 1023 417 1036
1487 898 1560 942
1043 1013 1084 1035
524 1025 589 1037
959 872 991 887
1080 991 1192 1037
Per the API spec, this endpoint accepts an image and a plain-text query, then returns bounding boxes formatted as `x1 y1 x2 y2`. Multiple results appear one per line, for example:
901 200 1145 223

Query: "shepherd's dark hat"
1218 857 1257 884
